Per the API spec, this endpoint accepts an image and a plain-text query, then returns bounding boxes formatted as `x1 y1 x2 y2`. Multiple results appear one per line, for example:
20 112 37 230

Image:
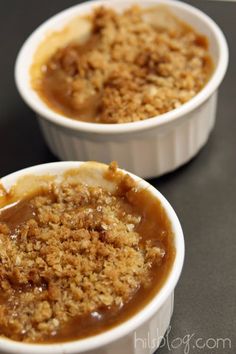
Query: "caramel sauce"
38 36 101 122
0 199 36 233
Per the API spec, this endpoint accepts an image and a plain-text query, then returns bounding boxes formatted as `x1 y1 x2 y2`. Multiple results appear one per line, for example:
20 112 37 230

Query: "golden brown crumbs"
37 5 213 123
0 173 166 342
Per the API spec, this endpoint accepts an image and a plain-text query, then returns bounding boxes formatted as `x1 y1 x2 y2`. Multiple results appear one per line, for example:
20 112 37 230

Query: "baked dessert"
32 6 213 123
0 162 175 343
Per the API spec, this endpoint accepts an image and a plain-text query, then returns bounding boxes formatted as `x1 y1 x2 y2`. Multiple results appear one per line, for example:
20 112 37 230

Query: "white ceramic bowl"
15 0 228 179
0 161 184 354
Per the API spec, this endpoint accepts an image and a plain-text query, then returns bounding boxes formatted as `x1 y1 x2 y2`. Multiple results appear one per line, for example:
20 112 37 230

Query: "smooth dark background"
0 1 235 353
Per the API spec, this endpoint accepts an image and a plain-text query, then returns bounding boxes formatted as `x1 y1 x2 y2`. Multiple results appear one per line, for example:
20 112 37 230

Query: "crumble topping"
0 169 166 342
38 6 213 123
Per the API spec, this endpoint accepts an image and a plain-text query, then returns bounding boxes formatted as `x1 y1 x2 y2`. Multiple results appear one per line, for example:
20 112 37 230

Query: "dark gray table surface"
0 1 235 353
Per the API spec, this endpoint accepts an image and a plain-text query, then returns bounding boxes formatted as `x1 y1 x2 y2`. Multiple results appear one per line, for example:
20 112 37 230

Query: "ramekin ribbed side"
15 0 228 178
38 93 217 179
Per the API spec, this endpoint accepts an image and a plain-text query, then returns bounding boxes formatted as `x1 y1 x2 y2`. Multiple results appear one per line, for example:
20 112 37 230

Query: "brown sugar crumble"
0 164 175 343
35 5 213 123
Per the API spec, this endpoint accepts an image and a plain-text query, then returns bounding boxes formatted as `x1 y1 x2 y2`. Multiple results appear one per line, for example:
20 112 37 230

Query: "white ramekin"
0 161 184 354
15 0 228 179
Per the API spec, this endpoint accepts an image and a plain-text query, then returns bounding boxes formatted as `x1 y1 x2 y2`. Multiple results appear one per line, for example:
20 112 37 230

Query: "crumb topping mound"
40 6 213 123
0 174 165 342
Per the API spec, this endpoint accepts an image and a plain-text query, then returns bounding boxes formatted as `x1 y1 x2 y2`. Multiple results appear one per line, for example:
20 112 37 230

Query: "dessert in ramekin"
0 161 184 354
15 0 228 178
